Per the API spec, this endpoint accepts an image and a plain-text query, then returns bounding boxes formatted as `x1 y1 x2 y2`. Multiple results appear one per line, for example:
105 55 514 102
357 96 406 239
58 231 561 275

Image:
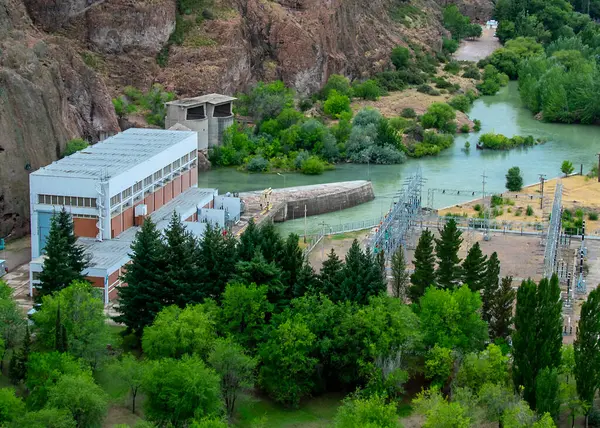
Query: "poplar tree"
320 249 344 300
238 219 261 261
409 229 436 302
435 219 463 290
115 218 166 336
461 242 487 291
38 209 89 300
512 279 538 408
163 213 198 307
482 252 501 323
536 274 562 372
489 276 515 341
196 224 238 301
574 286 600 422
391 247 410 299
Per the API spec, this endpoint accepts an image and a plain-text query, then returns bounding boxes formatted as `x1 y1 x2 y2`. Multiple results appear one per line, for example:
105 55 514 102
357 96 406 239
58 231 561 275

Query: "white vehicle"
0 260 6 278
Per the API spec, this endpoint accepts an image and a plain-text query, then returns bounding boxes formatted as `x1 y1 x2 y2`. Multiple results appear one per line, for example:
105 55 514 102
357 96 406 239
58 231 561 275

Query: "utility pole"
482 170 489 240
597 153 600 183
538 174 546 210
304 205 307 243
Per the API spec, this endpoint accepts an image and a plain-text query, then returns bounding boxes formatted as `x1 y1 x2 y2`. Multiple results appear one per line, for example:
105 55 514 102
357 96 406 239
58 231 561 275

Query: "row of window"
38 194 97 208
73 214 98 219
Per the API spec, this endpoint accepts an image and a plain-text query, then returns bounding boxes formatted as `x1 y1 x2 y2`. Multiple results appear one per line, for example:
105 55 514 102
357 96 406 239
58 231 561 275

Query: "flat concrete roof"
31 187 216 272
31 128 197 180
166 94 236 107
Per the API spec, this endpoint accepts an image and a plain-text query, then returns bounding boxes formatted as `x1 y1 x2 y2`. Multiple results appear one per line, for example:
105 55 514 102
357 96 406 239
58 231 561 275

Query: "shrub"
443 61 461 75
491 194 503 207
526 206 534 216
391 46 411 70
477 65 508 96
442 38 459 54
323 90 351 118
417 84 440 96
448 95 472 112
473 119 482 132
462 65 481 79
561 160 575 176
401 108 416 118
246 156 269 172
321 74 352 99
589 212 599 221
63 138 89 157
478 133 535 150
294 151 310 169
353 80 382 100
374 71 407 91
432 77 453 89
505 166 523 191
420 103 456 131
460 124 470 133
301 156 325 175
473 204 481 212
238 81 294 122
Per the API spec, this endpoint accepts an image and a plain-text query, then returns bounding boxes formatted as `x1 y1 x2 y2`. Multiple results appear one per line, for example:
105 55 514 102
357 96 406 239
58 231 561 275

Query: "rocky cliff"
1 0 493 240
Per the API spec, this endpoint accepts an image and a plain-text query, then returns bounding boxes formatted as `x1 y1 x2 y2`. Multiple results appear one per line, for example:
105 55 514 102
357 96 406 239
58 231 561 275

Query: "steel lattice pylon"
371 169 424 258
543 182 563 278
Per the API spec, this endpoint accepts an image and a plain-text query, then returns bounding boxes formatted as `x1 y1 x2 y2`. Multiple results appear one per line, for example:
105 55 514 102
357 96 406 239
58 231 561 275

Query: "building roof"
166 94 236 107
31 128 197 180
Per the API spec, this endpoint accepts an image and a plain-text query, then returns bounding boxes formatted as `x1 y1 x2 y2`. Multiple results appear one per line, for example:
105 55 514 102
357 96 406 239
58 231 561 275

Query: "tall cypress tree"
163 213 199 307
320 249 344 300
38 209 89 300
489 276 515 341
238 219 261 261
461 242 487 292
115 217 167 336
409 229 436 302
512 279 538 408
536 274 563 372
574 286 600 419
391 246 410 299
196 224 237 301
435 219 463 290
482 252 501 323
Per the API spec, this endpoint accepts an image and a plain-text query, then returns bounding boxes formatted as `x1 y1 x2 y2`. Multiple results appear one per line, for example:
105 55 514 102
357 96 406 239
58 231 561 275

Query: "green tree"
489 276 516 341
435 219 463 290
38 209 89 300
26 351 90 410
257 222 284 264
419 285 488 352
63 138 89 157
208 337 256 416
462 242 487 292
574 286 600 423
391 247 410 299
425 345 454 389
410 229 436 301
340 240 386 304
478 382 518 426
47 375 108 428
142 304 217 360
320 249 345 300
0 282 25 370
242 80 294 122
0 388 25 424
334 394 399 428
456 343 510 392
220 282 272 350
233 250 286 307
443 4 471 40
506 166 524 191
115 217 167 336
33 281 110 368
321 74 352 98
391 46 411 70
414 387 471 427
108 354 147 414
9 325 31 384
258 318 317 406
8 408 76 428
144 356 222 426
293 262 319 297
535 367 560 421
536 275 563 373
561 160 575 176
280 233 304 293
421 102 457 132
324 90 351 118
196 224 238 301
482 252 501 324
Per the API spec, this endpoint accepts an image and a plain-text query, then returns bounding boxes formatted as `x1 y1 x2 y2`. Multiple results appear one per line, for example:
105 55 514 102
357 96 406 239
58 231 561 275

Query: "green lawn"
233 392 343 427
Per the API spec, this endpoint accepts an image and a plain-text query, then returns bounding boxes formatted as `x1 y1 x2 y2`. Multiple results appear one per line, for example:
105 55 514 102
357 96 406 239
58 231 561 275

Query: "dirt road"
454 27 501 62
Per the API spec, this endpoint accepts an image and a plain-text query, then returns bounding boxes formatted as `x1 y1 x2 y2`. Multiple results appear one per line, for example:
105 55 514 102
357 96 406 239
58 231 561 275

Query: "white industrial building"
29 128 240 303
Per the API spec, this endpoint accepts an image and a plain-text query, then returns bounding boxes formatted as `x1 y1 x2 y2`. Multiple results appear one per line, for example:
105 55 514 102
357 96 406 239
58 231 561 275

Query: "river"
198 82 600 235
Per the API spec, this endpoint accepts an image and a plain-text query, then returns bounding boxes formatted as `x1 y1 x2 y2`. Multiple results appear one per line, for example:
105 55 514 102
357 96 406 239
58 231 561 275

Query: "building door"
38 211 53 254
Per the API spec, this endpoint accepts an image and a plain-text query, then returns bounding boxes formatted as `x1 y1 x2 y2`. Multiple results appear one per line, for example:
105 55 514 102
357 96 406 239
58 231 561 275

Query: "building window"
32 272 41 281
121 187 132 199
110 195 120 206
73 214 98 219
163 165 171 175
133 181 142 193
182 154 189 164
144 175 152 187
189 150 197 159
172 159 181 169
153 171 162 181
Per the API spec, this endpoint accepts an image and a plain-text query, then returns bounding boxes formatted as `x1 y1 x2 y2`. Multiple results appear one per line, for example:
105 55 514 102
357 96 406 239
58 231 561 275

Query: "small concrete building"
165 94 236 150
28 128 240 303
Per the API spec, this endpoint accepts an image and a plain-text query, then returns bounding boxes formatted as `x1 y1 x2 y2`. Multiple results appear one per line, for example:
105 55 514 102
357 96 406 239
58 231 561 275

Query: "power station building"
28 128 240 303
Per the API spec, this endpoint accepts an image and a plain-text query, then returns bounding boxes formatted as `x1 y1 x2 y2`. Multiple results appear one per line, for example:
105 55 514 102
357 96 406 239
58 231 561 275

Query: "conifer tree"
115 217 167 336
196 224 238 301
409 229 436 302
481 252 501 323
238 219 261 261
320 249 344 300
340 240 364 302
391 247 410 300
574 286 600 421
280 234 304 292
258 222 284 264
38 209 89 300
435 219 463 290
293 262 319 298
359 248 387 304
536 274 563 372
9 326 30 385
512 279 538 408
489 276 515 341
233 250 286 307
163 213 198 307
461 242 487 292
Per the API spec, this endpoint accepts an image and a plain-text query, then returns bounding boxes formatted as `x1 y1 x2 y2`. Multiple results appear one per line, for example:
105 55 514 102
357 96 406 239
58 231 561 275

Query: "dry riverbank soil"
454 26 501 62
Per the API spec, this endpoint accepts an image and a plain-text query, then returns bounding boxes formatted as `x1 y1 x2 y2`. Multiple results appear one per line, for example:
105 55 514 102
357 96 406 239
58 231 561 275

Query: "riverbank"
454 27 501 62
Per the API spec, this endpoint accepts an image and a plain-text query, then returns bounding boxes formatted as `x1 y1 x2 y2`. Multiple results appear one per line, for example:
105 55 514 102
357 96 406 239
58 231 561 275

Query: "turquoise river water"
198 82 600 235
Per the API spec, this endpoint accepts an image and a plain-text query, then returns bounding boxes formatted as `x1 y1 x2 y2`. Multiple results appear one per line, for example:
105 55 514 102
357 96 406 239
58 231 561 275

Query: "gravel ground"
454 27 501 62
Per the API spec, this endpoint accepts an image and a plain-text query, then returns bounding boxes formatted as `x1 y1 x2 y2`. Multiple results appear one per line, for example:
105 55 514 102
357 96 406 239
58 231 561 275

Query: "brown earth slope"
0 0 493 239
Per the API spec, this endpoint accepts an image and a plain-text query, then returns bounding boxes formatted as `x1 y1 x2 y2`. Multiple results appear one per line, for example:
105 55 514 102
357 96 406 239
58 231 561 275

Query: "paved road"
454 27 501 62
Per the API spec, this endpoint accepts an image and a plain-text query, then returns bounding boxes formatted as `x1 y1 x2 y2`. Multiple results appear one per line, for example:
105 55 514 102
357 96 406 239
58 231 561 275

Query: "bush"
448 95 472 113
473 119 482 132
417 84 440 96
246 156 269 172
462 65 481 79
561 160 575 176
506 166 523 191
321 74 352 99
473 204 481 212
374 71 406 91
526 206 534 216
477 65 509 96
420 103 456 131
478 133 535 150
389 117 413 131
353 80 382 100
460 124 470 133
401 108 416 118
63 138 89 157
301 156 325 175
443 61 461 75
442 38 459 54
589 212 599 221
237 81 294 122
391 46 411 70
323 90 351 118
432 77 453 89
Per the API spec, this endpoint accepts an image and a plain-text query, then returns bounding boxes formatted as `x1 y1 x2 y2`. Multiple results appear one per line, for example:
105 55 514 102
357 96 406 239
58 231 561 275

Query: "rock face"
434 0 494 22
0 0 119 239
23 0 104 30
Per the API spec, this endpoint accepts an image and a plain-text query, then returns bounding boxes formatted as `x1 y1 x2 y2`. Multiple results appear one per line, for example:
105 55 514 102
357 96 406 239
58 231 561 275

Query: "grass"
329 230 369 241
233 392 343 427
